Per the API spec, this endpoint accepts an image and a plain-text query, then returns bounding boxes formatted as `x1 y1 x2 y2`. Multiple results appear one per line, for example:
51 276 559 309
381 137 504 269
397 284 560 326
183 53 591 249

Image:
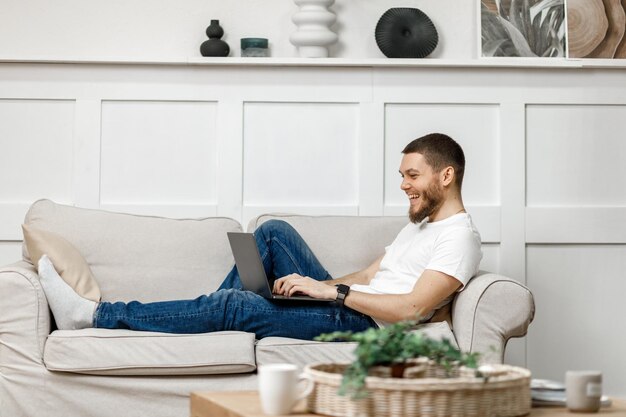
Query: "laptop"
227 232 335 302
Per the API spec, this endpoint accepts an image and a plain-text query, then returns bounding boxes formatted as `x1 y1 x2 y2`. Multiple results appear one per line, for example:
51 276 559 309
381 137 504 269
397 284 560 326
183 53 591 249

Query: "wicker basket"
304 362 531 417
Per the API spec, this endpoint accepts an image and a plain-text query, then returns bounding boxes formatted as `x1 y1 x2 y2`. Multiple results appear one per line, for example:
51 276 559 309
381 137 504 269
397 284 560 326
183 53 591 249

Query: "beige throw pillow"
22 224 102 302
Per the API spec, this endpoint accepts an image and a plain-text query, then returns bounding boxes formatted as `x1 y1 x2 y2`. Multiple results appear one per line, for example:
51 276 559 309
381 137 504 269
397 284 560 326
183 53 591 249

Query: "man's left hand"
273 274 337 300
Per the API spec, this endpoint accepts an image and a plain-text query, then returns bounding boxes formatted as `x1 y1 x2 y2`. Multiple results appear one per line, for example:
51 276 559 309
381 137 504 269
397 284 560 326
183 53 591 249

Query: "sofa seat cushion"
256 338 357 370
43 329 256 376
256 322 457 369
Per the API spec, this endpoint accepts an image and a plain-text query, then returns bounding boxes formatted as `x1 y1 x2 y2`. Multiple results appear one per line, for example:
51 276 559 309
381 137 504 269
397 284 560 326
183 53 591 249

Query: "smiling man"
38 133 482 339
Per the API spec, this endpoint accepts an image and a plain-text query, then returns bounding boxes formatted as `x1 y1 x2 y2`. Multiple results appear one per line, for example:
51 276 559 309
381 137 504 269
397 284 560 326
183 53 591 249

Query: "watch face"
337 284 349 294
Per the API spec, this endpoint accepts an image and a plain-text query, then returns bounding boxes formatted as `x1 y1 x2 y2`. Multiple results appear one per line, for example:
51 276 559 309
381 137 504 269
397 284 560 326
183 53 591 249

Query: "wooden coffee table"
190 391 626 417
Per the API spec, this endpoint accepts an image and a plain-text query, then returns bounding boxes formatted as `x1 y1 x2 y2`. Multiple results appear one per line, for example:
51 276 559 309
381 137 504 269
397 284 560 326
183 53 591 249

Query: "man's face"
399 153 444 223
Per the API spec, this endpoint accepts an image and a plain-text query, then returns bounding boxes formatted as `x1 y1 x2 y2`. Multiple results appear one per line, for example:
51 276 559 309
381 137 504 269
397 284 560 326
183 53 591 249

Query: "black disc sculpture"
375 8 439 58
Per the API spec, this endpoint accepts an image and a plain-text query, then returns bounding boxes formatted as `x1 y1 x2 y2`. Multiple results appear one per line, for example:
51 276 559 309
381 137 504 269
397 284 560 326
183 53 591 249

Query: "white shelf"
1 56 626 69
186 57 585 68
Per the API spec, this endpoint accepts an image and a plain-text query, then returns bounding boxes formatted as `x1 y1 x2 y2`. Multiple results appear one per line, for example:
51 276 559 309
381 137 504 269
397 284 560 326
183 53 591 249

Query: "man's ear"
441 166 455 186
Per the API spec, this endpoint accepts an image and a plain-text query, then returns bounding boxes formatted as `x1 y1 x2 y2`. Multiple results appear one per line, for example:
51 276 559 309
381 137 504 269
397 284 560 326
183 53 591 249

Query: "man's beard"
409 180 444 223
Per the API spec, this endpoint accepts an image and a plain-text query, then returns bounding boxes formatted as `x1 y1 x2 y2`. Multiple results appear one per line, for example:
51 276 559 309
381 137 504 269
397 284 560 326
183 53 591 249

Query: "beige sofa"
0 200 535 417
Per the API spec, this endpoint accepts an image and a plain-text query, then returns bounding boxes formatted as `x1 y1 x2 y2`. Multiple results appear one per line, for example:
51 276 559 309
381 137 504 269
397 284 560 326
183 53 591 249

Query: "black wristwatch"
335 284 350 307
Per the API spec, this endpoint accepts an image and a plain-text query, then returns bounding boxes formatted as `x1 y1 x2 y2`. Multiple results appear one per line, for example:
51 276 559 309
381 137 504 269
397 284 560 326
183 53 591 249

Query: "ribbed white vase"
290 0 338 58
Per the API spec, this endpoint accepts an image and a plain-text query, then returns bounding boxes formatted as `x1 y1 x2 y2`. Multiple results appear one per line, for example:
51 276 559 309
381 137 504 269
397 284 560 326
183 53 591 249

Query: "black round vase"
200 20 230 57
375 8 439 58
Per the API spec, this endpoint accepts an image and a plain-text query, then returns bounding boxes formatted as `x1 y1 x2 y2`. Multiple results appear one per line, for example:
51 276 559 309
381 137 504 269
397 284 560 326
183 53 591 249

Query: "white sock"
38 254 96 330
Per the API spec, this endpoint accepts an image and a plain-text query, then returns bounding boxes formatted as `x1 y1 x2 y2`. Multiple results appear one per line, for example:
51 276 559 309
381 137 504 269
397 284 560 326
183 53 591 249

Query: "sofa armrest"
451 271 535 364
0 260 51 364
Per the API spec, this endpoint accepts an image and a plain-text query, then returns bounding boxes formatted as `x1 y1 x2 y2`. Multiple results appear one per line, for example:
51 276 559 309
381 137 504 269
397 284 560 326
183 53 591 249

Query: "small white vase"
290 0 338 58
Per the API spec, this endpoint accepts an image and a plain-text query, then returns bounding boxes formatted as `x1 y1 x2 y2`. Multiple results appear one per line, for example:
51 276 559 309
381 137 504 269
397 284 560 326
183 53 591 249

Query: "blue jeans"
94 220 376 340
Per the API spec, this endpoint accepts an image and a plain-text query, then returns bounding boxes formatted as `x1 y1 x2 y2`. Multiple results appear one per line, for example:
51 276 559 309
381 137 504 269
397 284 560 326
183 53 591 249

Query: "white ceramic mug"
258 364 314 415
566 370 602 412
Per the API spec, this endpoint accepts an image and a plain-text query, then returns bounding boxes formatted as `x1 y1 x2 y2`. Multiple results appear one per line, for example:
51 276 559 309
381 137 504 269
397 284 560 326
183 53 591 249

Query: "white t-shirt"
350 213 482 327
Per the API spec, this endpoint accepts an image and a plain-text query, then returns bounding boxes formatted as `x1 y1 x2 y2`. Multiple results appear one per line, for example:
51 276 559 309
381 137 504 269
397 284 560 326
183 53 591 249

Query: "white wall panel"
0 242 22 266
527 245 626 396
527 105 626 207
383 104 500 207
100 100 218 207
0 99 74 202
526 207 626 244
0 204 31 240
480 243 500 273
5 61 626 377
243 102 359 207
504 338 527 367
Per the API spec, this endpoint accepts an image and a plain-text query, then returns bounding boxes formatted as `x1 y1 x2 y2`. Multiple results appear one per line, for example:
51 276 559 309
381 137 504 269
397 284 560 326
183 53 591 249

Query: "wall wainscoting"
1 61 624 395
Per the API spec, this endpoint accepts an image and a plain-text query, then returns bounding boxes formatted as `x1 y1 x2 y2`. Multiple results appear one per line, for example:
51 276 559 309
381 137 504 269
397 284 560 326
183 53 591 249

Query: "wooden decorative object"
614 0 626 57
567 0 609 58
587 0 626 58
482 0 499 15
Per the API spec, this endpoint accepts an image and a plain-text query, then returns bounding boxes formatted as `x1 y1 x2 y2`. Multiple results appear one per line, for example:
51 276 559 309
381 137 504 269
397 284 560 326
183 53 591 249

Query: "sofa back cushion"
23 199 241 302
249 214 407 278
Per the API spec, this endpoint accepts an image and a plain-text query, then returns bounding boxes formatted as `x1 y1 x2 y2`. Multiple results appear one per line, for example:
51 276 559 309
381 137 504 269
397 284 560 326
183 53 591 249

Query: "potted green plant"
315 319 480 398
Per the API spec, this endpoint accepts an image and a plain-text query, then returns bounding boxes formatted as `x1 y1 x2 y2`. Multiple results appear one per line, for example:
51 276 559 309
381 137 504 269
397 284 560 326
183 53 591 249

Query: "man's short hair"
402 133 465 188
